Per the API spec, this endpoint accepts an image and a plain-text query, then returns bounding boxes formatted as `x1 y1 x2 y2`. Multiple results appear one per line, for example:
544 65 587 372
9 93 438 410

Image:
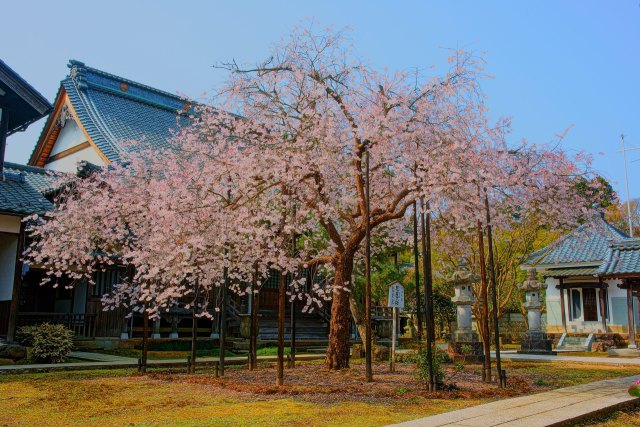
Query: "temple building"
4 60 329 343
0 59 53 341
522 215 640 349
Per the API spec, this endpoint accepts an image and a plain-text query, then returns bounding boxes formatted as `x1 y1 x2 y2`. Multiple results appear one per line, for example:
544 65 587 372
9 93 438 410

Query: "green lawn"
576 406 640 426
0 360 637 426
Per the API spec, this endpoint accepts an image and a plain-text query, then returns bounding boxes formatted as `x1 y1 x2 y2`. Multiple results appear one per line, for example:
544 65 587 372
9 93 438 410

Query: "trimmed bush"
15 325 38 347
20 323 74 363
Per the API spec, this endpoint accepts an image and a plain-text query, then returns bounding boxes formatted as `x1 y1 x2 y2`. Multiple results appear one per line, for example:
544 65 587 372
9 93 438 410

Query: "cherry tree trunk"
326 254 354 370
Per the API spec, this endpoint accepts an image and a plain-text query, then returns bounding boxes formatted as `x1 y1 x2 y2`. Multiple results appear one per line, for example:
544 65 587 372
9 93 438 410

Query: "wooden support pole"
219 266 228 376
477 221 491 383
420 198 435 391
390 306 397 372
290 299 296 368
190 301 198 374
141 311 149 373
599 283 607 333
277 271 285 386
559 278 567 334
249 267 258 371
290 228 297 368
484 192 505 388
627 283 636 349
412 202 423 341
364 149 373 383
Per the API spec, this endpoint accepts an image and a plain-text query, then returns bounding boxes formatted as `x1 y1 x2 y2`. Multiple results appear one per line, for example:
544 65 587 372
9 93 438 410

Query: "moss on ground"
0 361 637 426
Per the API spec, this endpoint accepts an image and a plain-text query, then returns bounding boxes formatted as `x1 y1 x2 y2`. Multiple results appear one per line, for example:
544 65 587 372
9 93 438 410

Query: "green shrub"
26 323 74 363
415 344 465 388
15 325 38 347
416 345 449 386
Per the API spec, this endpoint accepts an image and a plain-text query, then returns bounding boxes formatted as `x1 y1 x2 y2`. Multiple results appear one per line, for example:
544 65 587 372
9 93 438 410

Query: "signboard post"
388 282 404 372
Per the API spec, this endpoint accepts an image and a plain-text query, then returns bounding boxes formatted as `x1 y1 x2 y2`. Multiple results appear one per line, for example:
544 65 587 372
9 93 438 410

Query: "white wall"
45 146 106 173
49 120 86 155
44 119 106 173
0 233 18 301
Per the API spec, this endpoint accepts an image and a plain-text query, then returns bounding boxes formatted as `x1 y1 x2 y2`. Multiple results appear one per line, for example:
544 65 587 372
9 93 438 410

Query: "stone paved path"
388 374 640 427
496 351 640 366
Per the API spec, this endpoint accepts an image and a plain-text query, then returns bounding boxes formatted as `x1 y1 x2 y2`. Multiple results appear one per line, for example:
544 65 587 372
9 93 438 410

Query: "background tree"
606 199 640 236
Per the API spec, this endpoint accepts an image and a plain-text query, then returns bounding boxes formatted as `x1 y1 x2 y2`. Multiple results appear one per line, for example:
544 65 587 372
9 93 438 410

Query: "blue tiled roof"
33 60 193 164
541 267 599 277
523 216 629 267
0 162 58 216
598 238 640 276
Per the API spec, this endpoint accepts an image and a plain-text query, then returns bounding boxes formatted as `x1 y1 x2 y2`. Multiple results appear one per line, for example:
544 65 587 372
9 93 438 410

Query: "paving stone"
389 374 640 427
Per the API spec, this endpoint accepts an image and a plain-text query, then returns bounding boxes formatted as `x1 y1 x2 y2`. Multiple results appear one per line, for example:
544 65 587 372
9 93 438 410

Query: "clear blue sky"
3 0 639 198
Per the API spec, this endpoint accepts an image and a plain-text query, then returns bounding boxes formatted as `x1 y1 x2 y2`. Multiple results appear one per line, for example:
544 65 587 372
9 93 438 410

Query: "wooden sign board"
388 282 405 309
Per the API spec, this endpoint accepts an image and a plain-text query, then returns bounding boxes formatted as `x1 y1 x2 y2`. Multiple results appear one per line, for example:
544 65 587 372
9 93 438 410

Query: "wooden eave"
29 88 109 168
555 282 608 289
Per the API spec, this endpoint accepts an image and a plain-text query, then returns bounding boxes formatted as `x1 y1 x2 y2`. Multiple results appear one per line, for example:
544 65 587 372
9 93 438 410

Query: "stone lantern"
447 257 484 360
518 268 555 355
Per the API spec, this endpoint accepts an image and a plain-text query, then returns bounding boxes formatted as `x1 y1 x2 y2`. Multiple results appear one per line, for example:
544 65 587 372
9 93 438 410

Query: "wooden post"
219 265 228 376
364 149 373 382
290 228 297 368
627 283 636 349
141 311 149 373
559 278 567 334
277 271 286 386
7 222 25 342
420 198 435 391
484 192 505 388
249 267 258 371
599 284 607 333
390 306 397 372
190 296 198 374
290 299 296 368
477 221 491 383
412 202 423 341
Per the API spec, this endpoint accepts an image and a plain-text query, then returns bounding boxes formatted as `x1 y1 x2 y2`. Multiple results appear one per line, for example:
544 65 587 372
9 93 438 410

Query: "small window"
571 289 582 320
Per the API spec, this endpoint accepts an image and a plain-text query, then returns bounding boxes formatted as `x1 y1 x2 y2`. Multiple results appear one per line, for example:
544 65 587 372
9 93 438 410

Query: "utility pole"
620 134 639 237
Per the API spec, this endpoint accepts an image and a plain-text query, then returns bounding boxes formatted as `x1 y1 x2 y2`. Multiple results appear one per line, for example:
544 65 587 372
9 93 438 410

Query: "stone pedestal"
448 258 484 361
519 332 556 355
518 268 555 355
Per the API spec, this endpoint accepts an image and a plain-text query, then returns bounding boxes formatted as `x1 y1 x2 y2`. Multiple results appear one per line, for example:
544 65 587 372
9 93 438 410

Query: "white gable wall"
45 146 106 173
49 120 86 155
44 119 106 173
